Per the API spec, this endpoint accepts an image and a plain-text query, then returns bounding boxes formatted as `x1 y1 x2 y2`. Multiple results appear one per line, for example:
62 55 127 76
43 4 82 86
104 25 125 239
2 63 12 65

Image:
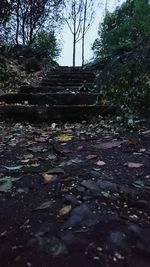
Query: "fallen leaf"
24 154 34 159
42 173 56 182
95 160 106 166
28 146 42 153
3 165 23 171
51 123 56 130
127 162 144 168
127 139 138 145
20 159 30 163
31 162 40 167
47 168 64 174
47 154 56 160
86 155 97 160
139 149 146 153
0 177 21 192
132 180 145 188
59 205 72 216
94 141 125 149
29 235 67 256
33 201 52 211
57 134 73 142
142 130 150 135
0 178 12 192
59 158 82 167
77 146 83 150
101 191 111 198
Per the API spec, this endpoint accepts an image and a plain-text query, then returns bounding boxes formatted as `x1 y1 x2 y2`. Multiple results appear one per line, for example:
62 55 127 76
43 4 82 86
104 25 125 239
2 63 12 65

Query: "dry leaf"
31 163 40 167
94 141 125 149
59 205 72 216
24 154 34 159
33 201 52 211
86 155 97 160
57 134 73 142
142 130 150 135
51 123 56 130
95 160 106 166
20 159 30 163
3 165 23 170
77 146 83 150
42 173 55 182
127 162 144 168
127 139 138 145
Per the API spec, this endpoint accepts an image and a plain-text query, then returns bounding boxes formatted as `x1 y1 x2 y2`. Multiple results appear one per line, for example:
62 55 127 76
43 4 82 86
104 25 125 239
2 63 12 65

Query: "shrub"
95 36 150 123
92 0 150 60
31 31 60 60
92 0 150 124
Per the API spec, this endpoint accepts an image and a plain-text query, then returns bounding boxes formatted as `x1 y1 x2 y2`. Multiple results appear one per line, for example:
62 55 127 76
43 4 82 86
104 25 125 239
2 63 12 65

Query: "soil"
0 118 150 267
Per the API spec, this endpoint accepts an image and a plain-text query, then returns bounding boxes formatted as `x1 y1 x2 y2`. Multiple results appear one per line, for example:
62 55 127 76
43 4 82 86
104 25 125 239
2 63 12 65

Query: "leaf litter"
0 176 21 192
0 119 149 267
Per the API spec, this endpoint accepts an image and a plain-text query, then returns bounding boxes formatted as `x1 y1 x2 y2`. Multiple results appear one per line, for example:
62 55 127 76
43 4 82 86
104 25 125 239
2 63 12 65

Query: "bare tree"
1 0 63 46
63 0 84 66
81 0 95 66
63 0 96 66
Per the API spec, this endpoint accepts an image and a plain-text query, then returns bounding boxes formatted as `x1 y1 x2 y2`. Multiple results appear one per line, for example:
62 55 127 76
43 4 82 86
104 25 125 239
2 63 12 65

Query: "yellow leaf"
59 205 72 216
57 134 73 142
42 173 55 182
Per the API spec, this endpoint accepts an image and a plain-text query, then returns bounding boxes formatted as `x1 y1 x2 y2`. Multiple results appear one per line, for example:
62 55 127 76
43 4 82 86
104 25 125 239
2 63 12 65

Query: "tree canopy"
0 0 63 46
92 0 150 60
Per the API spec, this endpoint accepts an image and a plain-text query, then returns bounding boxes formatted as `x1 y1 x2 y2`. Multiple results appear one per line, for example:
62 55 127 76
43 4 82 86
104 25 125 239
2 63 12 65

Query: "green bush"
92 0 150 124
31 31 60 60
96 36 150 124
92 0 150 60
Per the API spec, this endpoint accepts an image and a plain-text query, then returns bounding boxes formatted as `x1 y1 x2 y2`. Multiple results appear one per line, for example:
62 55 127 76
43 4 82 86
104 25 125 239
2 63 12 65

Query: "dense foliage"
0 0 63 46
92 0 150 59
92 0 150 124
0 1 62 90
31 31 60 60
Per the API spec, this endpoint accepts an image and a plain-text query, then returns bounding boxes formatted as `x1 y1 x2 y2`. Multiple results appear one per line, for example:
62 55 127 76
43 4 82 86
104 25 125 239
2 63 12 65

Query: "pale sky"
58 0 125 66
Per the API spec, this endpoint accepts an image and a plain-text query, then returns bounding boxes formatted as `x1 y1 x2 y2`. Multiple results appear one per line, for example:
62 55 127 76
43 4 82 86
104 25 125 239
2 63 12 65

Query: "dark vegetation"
0 1 150 267
0 0 62 92
92 0 150 125
1 0 149 126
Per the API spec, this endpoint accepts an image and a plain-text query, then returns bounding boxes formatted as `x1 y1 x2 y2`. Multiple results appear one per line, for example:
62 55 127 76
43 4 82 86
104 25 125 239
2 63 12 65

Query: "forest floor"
0 118 150 267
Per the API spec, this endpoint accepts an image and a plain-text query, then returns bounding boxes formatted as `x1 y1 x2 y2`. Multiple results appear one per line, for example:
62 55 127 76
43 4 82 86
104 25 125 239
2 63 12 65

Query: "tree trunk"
73 13 76 67
82 33 85 66
15 1 20 45
22 16 26 45
82 1 87 66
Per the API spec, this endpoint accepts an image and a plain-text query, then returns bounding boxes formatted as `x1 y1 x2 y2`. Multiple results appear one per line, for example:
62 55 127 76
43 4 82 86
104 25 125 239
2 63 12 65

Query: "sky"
58 0 125 66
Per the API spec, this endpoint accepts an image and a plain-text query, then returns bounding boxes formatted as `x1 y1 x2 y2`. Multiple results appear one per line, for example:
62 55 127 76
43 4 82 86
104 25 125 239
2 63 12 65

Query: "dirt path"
0 119 150 267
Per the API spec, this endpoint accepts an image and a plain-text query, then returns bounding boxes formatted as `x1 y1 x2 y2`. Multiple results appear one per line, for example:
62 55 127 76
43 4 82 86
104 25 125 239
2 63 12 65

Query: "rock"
63 203 99 228
128 224 150 255
108 231 127 250
25 57 41 72
80 179 118 194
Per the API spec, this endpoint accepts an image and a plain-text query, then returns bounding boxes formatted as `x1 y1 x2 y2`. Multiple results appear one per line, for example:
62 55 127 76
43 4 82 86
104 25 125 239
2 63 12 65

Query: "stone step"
49 66 91 73
19 84 94 94
0 104 116 122
41 78 93 86
45 72 96 80
0 93 98 105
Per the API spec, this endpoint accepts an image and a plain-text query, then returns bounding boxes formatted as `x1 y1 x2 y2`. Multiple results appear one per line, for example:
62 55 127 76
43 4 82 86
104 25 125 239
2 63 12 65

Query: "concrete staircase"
0 66 115 121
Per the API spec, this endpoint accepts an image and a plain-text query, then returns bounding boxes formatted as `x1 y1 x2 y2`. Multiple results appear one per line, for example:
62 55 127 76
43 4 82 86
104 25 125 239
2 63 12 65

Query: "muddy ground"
0 118 150 267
